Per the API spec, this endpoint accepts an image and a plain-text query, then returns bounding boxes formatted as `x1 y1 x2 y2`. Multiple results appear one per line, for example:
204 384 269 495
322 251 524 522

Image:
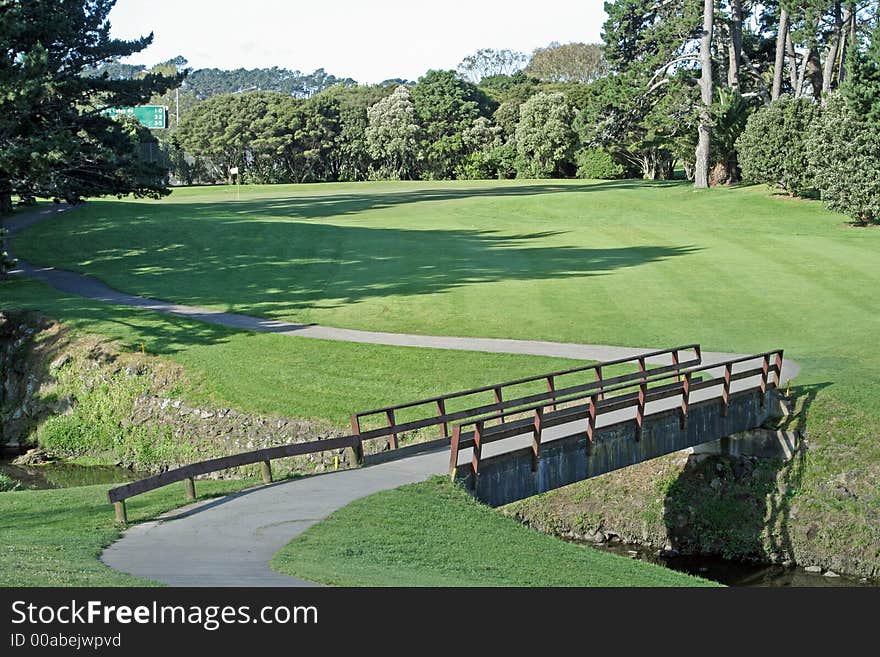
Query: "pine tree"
0 0 184 215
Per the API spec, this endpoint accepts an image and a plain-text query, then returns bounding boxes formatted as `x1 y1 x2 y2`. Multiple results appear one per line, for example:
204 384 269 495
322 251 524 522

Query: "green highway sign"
102 105 167 129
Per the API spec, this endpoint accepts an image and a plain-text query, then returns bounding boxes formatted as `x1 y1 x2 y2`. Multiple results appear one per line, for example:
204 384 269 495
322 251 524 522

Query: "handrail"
448 349 783 477
350 345 701 447
107 434 360 523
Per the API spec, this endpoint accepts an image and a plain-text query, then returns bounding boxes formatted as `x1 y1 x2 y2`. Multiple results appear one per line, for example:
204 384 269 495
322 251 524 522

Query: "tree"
365 86 420 180
0 0 183 214
514 92 577 178
525 42 608 84
316 84 394 181
173 92 299 182
457 49 528 83
807 92 880 223
694 0 715 188
736 96 820 196
411 70 492 179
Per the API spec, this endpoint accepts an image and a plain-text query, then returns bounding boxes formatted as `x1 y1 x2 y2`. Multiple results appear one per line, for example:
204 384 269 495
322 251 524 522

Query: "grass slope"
270 477 716 587
1 278 579 425
0 479 258 586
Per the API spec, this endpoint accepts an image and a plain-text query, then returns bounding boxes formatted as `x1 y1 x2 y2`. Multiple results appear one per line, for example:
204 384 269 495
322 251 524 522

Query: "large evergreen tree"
0 0 183 214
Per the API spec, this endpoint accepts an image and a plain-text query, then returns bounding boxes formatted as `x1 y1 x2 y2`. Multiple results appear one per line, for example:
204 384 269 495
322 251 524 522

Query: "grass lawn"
270 477 717 586
0 278 581 425
12 179 880 413
0 478 260 586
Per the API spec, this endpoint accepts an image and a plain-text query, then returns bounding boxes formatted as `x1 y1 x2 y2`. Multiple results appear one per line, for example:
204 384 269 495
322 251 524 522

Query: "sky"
108 0 609 84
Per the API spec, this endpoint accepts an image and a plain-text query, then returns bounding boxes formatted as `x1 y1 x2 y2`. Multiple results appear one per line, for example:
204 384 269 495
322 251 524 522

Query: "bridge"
107 344 787 518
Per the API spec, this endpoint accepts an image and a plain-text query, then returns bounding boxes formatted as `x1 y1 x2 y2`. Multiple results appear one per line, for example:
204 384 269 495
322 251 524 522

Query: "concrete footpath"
101 448 452 586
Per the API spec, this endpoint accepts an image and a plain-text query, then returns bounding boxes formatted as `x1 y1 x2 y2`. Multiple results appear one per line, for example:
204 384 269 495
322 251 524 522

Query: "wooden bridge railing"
349 344 700 449
107 435 360 523
448 349 783 479
106 345 704 522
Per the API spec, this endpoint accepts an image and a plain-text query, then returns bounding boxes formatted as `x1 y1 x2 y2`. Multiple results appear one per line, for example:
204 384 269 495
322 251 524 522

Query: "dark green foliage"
576 148 624 179
807 93 880 224
841 22 880 124
0 0 183 214
736 96 820 196
411 70 494 179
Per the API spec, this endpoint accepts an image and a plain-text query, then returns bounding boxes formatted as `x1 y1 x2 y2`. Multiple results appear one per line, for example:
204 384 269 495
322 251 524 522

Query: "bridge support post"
185 477 196 502
261 460 273 484
114 501 127 524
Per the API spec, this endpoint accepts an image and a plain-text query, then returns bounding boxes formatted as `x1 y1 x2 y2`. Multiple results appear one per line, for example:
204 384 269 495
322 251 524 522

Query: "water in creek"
0 459 144 490
580 538 876 587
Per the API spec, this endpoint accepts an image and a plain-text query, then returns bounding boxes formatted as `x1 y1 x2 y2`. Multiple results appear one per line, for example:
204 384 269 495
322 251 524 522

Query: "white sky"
108 0 608 84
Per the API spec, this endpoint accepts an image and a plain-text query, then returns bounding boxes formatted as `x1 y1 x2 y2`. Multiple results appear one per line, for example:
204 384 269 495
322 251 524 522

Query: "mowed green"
13 179 880 412
270 477 716 586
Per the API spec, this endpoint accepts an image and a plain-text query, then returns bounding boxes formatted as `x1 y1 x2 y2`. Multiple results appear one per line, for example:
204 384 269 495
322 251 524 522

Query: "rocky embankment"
0 311 358 477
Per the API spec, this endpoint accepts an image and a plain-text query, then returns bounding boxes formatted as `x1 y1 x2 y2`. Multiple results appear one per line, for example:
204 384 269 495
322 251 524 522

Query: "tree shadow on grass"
33 184 702 321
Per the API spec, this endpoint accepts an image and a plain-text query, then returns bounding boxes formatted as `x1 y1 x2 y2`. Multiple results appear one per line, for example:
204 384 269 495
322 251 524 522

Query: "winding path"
4 203 801 586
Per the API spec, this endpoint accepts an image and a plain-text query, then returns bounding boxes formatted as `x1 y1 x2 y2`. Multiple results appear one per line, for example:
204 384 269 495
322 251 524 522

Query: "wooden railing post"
185 477 196 501
760 355 770 407
449 425 461 479
546 375 557 412
594 366 605 401
436 398 448 439
773 351 783 388
722 362 732 416
531 408 543 472
472 420 484 480
349 414 364 465
587 393 598 445
635 381 646 442
672 349 680 382
261 460 273 484
494 386 505 424
680 372 691 430
385 409 398 450
114 500 127 524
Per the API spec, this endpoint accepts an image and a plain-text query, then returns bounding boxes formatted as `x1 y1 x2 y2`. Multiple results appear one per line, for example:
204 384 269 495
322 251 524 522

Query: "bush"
0 473 20 492
807 94 880 225
735 96 819 197
575 148 624 179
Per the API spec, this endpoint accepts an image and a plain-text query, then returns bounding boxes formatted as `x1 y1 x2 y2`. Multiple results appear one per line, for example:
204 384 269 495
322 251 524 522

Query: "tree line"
2 0 879 225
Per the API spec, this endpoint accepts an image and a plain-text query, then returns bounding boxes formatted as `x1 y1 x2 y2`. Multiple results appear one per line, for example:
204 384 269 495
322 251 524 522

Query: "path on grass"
3 204 800 377
5 203 802 586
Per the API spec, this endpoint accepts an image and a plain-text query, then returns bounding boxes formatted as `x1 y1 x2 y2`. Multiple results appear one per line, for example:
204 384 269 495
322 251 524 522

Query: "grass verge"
0 478 259 586
270 477 718 587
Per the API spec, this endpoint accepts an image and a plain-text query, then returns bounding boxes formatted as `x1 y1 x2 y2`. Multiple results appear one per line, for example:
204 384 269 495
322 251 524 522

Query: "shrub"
0 473 20 492
806 94 880 225
735 96 819 197
575 148 624 179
